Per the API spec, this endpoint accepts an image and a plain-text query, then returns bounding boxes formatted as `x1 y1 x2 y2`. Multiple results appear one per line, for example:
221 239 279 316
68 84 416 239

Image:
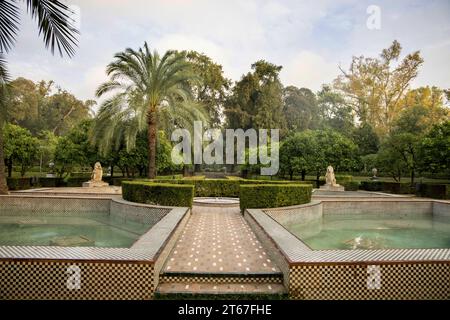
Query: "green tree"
279 129 358 182
93 43 207 178
225 60 286 133
352 123 379 156
418 121 450 175
379 103 448 185
334 40 423 135
6 78 91 135
184 51 231 127
317 85 354 136
0 0 78 193
54 120 99 177
2 123 39 177
283 86 319 131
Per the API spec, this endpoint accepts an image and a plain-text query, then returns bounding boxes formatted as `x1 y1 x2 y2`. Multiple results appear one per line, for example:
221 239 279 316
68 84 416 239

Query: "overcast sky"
8 0 450 103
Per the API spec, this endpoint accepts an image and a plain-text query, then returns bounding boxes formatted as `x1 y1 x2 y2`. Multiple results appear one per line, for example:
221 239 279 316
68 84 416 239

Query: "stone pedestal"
319 184 345 192
82 181 109 188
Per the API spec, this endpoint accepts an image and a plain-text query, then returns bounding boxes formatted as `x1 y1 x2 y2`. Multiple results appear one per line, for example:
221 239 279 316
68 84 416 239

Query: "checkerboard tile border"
289 263 450 300
0 260 154 300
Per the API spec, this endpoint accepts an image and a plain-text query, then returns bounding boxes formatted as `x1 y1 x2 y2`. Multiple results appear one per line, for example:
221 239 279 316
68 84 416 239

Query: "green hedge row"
122 181 194 207
5 176 134 189
341 181 360 191
359 181 414 194
240 184 312 211
148 178 312 197
415 183 450 200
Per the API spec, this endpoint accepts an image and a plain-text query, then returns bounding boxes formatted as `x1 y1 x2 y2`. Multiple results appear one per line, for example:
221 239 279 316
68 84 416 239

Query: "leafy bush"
6 177 32 190
359 180 413 194
341 181 359 191
149 178 312 197
335 175 353 183
359 180 384 191
240 184 312 211
415 183 450 200
122 181 194 207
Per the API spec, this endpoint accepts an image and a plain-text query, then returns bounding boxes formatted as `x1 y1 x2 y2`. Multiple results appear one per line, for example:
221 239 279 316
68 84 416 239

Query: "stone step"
155 281 287 299
159 271 284 285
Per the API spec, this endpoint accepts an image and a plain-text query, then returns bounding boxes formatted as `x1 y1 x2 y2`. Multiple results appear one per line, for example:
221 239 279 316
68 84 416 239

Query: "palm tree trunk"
0 122 9 194
147 110 157 179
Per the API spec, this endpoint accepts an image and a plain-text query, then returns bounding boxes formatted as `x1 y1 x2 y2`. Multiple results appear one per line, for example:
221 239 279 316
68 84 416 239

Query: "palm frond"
0 0 20 53
26 0 79 57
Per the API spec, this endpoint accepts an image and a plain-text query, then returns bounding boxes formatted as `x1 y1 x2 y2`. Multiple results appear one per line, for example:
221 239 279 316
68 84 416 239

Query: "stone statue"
82 162 109 187
319 165 344 191
371 167 378 180
325 165 337 186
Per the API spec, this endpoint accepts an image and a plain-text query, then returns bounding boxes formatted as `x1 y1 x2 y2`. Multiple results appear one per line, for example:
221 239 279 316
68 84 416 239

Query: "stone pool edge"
0 195 190 299
244 199 450 299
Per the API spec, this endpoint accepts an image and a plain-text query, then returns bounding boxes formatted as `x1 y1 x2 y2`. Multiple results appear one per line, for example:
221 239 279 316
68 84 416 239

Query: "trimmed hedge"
122 181 194 207
415 183 450 200
359 180 414 194
6 177 32 190
240 184 312 211
148 178 312 198
341 181 360 191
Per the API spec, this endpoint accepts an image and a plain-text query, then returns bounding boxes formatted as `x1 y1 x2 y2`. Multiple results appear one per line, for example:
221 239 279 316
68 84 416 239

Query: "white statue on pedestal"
82 162 109 187
320 165 345 191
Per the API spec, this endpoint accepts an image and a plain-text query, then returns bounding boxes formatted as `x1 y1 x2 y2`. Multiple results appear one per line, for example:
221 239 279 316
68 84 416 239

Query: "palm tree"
94 43 206 179
0 0 78 194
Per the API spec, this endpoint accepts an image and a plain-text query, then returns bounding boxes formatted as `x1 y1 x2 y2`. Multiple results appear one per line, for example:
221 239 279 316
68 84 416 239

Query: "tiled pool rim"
244 198 450 299
0 195 190 299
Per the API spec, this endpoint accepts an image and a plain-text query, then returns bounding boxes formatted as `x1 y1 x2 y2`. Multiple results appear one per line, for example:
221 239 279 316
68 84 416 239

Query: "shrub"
341 181 360 191
122 181 194 207
6 177 32 190
156 174 183 180
149 178 312 197
359 180 383 191
335 175 353 183
359 181 413 194
382 182 414 194
415 183 450 200
240 184 312 211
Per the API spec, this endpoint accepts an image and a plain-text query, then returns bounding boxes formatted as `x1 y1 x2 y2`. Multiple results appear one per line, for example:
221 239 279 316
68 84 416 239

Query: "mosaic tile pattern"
290 263 450 300
0 195 110 216
110 198 170 225
162 206 281 274
0 260 154 300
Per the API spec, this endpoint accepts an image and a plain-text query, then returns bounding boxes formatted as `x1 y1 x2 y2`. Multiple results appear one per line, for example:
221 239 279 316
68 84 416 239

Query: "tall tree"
334 40 423 136
317 85 354 136
6 77 91 135
93 43 206 178
283 86 319 132
225 60 286 132
184 51 231 127
0 0 78 194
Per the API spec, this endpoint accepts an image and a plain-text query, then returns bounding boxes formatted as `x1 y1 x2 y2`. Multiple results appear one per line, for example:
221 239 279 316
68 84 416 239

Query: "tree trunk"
301 169 306 181
147 110 157 179
410 169 415 187
7 158 12 178
0 123 8 194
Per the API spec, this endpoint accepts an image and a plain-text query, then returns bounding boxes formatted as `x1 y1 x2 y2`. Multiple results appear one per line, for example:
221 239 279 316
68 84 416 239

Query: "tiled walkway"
162 205 280 274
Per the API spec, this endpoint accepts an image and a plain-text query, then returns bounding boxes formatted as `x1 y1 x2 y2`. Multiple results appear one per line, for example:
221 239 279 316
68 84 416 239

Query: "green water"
286 214 450 250
0 214 152 248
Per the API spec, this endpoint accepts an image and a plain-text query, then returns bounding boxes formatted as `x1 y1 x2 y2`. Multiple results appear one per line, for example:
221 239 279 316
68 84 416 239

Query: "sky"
8 0 450 103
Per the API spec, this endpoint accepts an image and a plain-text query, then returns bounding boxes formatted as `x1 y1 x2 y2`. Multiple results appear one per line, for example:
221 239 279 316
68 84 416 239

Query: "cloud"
281 51 338 91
